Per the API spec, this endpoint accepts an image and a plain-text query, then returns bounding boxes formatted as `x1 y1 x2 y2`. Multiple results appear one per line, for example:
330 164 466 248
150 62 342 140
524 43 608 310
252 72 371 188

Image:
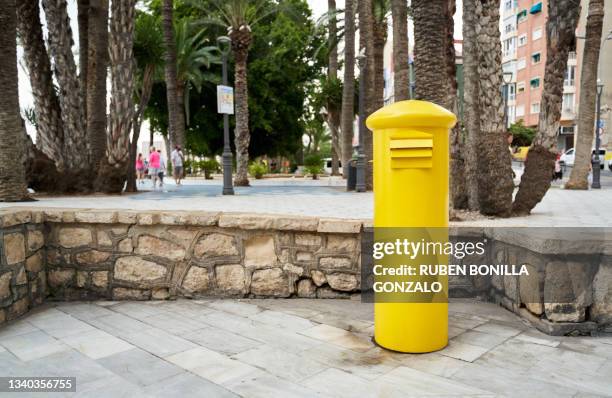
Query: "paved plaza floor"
1 298 611 397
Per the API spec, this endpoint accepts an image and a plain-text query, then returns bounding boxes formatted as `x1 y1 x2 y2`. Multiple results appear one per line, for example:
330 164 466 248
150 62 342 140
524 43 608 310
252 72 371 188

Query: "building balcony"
567 52 577 65
561 109 576 121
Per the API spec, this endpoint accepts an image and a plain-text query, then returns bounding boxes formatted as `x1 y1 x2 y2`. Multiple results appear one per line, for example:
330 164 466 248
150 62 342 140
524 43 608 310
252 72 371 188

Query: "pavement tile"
226 373 329 398
248 310 316 332
121 327 198 357
73 374 149 398
512 329 562 347
452 330 510 350
439 340 490 363
1 331 70 361
97 348 184 387
140 312 209 335
472 321 525 338
299 324 373 352
395 352 470 378
300 368 400 398
206 300 263 317
143 372 239 398
55 302 116 321
59 329 134 359
180 326 262 355
27 311 96 339
0 320 39 339
86 313 153 337
110 301 168 320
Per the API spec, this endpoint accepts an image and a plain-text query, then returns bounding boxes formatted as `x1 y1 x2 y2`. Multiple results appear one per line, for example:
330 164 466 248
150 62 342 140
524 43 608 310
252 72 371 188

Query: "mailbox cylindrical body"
366 100 457 353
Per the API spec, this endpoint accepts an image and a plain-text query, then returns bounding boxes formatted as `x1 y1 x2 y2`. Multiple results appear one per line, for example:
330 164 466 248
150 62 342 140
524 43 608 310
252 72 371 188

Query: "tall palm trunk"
77 0 89 117
373 17 387 110
328 0 340 176
42 0 88 172
566 0 604 189
513 1 580 215
358 0 375 190
0 0 28 201
162 0 184 150
391 0 409 101
340 0 356 176
462 0 480 210
16 0 66 170
231 28 253 186
473 0 514 216
86 0 109 166
95 0 135 193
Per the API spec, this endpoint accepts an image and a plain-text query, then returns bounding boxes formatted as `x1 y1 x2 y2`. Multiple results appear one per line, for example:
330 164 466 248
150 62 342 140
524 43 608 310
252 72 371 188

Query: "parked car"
560 148 606 169
323 158 343 175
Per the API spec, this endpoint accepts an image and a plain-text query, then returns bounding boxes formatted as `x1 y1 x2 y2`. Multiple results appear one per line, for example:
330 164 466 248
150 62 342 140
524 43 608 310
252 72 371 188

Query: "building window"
517 10 528 22
563 93 575 112
559 125 575 135
564 65 575 86
532 52 541 64
532 27 542 40
516 105 525 117
505 0 513 10
531 102 540 114
517 58 526 70
518 34 527 46
517 81 525 93
530 78 541 88
508 84 516 100
503 38 516 57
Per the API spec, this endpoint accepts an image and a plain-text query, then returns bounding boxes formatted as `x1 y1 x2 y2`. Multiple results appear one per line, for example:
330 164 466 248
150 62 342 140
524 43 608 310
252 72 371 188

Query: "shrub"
199 159 220 179
249 161 267 179
304 154 324 180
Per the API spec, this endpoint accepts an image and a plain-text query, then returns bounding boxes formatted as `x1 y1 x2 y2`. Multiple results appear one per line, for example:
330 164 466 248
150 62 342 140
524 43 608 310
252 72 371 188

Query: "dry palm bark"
358 0 375 190
340 0 356 175
95 0 135 193
0 0 29 201
474 0 514 216
42 0 88 172
162 0 185 150
86 0 109 166
16 0 66 170
328 0 341 176
231 27 253 186
391 0 409 101
513 1 580 215
77 0 89 118
373 7 387 111
566 0 604 189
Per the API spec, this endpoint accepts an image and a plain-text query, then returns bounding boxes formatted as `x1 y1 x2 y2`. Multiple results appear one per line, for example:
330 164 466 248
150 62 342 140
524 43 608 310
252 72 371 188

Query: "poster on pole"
217 85 234 114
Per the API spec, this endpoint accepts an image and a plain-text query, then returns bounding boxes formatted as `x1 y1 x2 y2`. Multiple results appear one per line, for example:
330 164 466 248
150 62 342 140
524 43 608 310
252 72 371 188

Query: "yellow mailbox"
366 100 457 353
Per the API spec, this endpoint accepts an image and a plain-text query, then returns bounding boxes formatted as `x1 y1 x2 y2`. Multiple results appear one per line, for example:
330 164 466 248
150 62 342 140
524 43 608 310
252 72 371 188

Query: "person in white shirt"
157 149 165 187
171 145 184 185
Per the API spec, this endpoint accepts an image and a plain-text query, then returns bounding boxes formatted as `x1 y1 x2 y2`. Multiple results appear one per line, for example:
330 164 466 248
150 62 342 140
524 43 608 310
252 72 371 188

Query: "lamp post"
503 71 513 129
355 50 366 193
217 36 234 195
592 79 604 189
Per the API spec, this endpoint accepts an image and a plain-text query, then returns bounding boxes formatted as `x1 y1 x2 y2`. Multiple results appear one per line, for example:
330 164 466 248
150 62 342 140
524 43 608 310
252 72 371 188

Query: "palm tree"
512 1 580 215
77 0 89 113
391 0 409 101
41 0 89 173
358 0 375 190
86 0 109 167
162 0 184 150
372 0 390 110
340 0 356 176
566 0 604 189
95 0 136 193
191 0 278 186
16 0 66 170
0 0 28 201
327 0 341 175
473 0 513 216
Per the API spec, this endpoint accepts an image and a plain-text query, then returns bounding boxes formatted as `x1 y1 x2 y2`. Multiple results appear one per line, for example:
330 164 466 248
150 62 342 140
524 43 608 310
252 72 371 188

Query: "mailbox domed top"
366 100 457 130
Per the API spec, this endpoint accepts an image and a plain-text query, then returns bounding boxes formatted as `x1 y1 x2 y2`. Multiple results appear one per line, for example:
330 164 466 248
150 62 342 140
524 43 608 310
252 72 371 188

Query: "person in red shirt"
135 153 145 184
148 147 161 188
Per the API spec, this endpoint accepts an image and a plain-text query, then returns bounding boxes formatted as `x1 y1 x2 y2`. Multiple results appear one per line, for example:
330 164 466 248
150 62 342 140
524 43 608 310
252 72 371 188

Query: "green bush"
199 159 220 179
509 119 536 147
304 154 324 180
249 161 267 179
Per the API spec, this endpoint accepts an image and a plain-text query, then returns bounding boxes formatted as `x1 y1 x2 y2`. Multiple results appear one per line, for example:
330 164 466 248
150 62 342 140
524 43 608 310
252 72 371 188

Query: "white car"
560 148 605 169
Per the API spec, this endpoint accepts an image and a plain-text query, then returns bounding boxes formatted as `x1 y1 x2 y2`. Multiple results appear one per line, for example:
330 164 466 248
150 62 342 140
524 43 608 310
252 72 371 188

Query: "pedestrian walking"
171 145 184 185
135 153 145 184
148 146 160 188
158 149 166 187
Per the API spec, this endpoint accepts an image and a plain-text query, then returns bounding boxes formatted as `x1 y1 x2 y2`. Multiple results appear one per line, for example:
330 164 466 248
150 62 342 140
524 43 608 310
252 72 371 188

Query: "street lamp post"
217 36 234 195
355 50 366 193
592 79 604 189
503 72 513 129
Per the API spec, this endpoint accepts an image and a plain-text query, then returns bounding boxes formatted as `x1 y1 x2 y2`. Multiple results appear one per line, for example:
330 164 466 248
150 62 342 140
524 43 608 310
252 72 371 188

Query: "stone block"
0 210 31 227
75 250 111 264
187 212 220 226
114 256 167 282
193 234 238 259
182 266 210 293
219 213 277 230
152 288 170 300
0 308 5 324
250 268 291 297
326 273 359 291
0 272 11 299
111 225 129 235
137 212 160 225
118 238 133 253
75 210 118 224
113 288 149 300
296 251 313 262
316 286 349 299
278 249 291 263
319 257 352 270
159 212 190 225
295 233 321 247
544 303 585 323
317 219 362 234
59 227 93 248
297 279 316 298
4 233 25 264
92 271 109 289
76 271 88 288
27 230 44 252
135 235 185 261
504 276 519 302
244 236 277 268
283 263 304 277
311 270 327 286
48 269 75 288
15 267 27 285
543 261 592 322
10 297 29 317
590 263 612 324
117 211 139 224
215 264 246 294
26 252 44 273
97 231 113 246
273 216 319 231
519 263 543 315
326 235 359 253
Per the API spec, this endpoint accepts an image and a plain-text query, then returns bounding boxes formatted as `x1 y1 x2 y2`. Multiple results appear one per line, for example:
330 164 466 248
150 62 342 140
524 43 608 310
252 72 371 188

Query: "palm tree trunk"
373 19 387 110
16 0 66 170
358 0 375 190
328 0 340 176
340 0 355 176
391 0 409 101
512 1 580 215
474 0 514 216
0 1 29 201
462 0 480 210
566 0 604 189
162 0 184 150
231 30 253 187
77 0 89 119
86 0 109 167
42 0 88 173
95 0 135 193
